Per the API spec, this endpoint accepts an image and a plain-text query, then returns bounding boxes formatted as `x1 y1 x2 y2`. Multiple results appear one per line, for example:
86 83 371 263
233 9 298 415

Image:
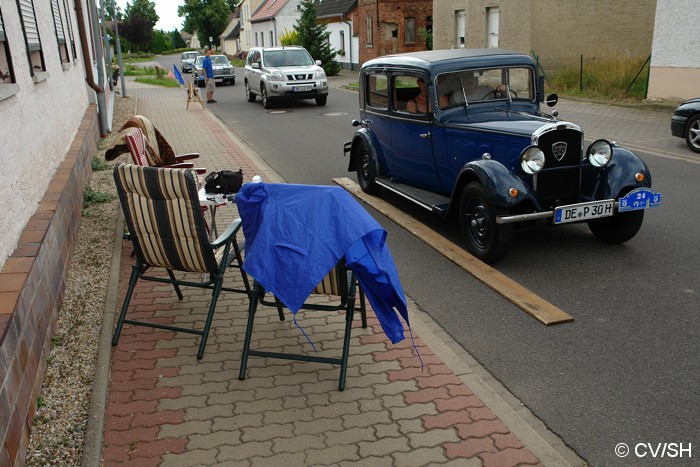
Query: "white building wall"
326 21 359 70
240 0 265 52
647 0 700 100
251 0 300 47
0 0 92 269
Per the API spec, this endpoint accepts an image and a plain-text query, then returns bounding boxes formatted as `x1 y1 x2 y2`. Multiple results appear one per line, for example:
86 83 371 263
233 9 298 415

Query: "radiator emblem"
552 142 568 161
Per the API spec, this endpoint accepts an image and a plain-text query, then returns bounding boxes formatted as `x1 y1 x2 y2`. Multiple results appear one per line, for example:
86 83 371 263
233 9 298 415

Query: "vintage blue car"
343 49 661 263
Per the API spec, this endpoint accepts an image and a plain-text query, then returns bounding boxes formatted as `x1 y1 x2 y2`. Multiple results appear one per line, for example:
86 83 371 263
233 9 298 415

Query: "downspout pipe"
75 0 108 136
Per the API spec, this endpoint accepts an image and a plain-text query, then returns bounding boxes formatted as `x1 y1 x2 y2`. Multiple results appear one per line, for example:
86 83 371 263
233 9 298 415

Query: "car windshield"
263 49 314 67
183 52 199 59
195 56 204 66
437 67 534 109
211 55 230 65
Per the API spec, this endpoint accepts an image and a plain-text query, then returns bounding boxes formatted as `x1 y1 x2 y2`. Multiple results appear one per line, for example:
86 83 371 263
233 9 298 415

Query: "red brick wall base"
0 105 99 466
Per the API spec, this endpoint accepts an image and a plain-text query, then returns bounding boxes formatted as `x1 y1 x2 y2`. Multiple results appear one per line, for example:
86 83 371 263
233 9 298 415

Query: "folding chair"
123 127 205 174
239 260 367 391
112 163 250 359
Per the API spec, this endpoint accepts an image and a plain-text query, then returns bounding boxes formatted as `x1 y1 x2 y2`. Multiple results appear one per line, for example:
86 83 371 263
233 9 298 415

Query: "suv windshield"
263 49 314 67
437 67 533 109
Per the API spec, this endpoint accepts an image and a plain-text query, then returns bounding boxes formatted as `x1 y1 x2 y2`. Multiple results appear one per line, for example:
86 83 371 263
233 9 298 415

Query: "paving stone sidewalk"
95 80 582 466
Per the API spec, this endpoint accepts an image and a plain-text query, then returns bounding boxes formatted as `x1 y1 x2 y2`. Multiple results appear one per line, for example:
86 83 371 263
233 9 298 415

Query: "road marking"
334 177 574 326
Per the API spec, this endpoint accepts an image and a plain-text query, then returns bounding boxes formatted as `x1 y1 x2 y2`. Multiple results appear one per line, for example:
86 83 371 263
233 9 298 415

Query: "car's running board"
375 176 449 214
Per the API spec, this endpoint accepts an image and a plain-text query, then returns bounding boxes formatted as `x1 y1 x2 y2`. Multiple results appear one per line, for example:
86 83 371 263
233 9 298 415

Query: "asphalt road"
160 56 700 466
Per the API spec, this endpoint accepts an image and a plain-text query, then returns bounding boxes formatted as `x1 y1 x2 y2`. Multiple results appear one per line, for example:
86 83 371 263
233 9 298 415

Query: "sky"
115 0 186 32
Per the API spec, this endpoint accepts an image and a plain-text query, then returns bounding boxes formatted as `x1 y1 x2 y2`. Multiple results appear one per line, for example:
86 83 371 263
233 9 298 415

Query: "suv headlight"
314 70 326 80
520 145 545 174
586 139 613 167
269 70 285 82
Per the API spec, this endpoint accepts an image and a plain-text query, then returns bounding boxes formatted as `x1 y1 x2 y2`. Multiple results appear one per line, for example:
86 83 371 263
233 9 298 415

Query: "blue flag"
172 64 185 86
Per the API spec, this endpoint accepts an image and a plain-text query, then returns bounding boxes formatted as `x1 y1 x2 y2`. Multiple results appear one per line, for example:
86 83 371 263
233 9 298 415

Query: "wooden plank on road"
333 177 573 326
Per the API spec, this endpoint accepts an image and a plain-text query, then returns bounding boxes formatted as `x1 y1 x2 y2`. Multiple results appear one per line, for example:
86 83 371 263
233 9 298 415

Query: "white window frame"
455 9 465 48
366 15 373 47
0 7 18 91
63 0 77 59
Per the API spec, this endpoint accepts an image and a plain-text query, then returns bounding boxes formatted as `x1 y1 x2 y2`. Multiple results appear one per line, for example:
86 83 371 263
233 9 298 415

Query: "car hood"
270 66 321 74
680 97 700 106
440 110 561 138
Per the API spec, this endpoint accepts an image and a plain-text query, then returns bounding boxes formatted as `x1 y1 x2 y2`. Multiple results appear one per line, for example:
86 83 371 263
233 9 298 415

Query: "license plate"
293 85 312 92
554 199 614 224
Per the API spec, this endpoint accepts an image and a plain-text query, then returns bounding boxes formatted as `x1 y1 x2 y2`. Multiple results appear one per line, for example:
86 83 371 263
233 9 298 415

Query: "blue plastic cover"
235 182 409 343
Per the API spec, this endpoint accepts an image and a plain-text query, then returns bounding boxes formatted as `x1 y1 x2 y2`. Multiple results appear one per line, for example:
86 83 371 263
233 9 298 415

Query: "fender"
345 128 383 174
447 159 535 216
581 146 653 200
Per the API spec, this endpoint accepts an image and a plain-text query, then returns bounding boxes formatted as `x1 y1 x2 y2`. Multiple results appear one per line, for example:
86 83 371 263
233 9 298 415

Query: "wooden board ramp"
333 177 574 326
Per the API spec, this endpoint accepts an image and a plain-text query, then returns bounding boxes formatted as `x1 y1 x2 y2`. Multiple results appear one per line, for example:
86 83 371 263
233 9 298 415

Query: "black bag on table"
204 169 243 194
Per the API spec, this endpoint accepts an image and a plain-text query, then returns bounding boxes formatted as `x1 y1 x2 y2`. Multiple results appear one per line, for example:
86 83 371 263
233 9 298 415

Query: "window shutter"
51 0 66 44
18 0 41 51
63 0 76 58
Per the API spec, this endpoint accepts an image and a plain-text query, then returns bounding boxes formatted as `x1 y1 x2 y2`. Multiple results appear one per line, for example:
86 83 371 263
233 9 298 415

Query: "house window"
63 0 77 59
404 17 415 44
269 31 273 47
455 10 465 48
51 0 69 63
366 15 373 47
17 0 46 75
339 30 345 54
0 8 16 84
486 6 500 48
260 32 264 47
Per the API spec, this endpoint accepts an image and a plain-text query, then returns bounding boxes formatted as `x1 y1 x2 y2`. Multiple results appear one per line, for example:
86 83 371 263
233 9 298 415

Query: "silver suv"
244 46 328 108
180 51 200 73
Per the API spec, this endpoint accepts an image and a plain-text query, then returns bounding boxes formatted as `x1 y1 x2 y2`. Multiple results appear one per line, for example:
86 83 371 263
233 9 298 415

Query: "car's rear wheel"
316 96 327 106
245 81 256 102
588 207 644 244
355 141 380 195
685 114 700 153
261 86 272 109
459 183 512 264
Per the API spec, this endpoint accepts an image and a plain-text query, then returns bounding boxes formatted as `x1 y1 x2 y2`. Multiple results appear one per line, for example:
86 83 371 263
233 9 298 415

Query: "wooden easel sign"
187 82 205 109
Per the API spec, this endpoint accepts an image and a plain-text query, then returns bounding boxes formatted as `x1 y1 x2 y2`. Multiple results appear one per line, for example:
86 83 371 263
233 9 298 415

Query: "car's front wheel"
685 114 700 153
261 86 272 109
355 141 380 195
459 183 513 264
588 209 644 244
197 79 204 88
316 96 327 106
245 81 256 102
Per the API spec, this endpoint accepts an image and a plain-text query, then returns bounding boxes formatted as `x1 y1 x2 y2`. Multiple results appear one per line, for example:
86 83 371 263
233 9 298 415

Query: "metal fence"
531 51 651 100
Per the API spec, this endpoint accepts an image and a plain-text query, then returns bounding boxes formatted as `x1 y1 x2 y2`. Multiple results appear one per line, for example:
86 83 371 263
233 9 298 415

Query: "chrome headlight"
314 70 326 80
586 139 613 167
520 145 545 174
269 71 285 82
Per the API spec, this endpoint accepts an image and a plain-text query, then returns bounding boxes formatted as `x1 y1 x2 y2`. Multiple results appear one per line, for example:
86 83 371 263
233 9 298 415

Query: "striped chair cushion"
312 265 343 296
114 164 218 274
123 128 150 167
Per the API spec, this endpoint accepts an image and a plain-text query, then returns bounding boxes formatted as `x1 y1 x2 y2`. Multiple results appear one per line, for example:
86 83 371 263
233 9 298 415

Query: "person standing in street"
203 49 216 103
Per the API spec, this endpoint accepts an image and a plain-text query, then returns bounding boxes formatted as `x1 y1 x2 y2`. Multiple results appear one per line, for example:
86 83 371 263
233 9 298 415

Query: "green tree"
294 0 340 76
124 0 159 28
178 0 231 48
121 14 153 52
104 0 122 21
171 29 187 49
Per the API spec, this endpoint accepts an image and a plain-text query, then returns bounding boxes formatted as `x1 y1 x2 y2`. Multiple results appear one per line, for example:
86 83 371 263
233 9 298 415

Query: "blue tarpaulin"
235 182 409 344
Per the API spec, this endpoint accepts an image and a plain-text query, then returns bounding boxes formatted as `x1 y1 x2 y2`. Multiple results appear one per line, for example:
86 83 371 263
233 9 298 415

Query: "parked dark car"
671 98 700 153
343 49 662 263
193 54 236 87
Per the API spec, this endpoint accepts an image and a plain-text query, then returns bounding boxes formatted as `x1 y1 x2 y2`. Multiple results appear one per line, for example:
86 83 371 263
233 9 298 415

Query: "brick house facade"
356 0 432 64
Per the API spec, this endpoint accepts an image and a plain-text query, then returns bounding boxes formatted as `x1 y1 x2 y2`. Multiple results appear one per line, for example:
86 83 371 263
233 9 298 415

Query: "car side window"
366 73 388 110
393 75 426 114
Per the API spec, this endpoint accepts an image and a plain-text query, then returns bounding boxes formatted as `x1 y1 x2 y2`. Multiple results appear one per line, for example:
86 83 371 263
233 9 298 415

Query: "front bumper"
265 80 328 99
671 115 687 138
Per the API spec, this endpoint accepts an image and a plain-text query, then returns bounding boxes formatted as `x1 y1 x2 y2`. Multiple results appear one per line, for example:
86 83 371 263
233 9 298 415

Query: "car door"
247 50 262 93
388 73 441 192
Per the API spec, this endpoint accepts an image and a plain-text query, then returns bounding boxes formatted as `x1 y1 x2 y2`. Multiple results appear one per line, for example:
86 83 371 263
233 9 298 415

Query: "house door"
487 7 499 48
